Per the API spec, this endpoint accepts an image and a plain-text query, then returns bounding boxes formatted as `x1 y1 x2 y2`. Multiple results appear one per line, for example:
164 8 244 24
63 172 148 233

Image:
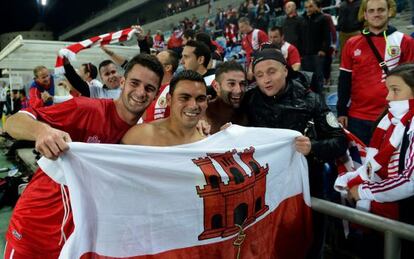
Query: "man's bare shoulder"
121 119 168 145
121 123 155 145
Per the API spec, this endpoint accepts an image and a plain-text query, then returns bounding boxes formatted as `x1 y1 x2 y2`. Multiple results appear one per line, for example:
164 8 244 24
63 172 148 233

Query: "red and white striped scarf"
335 99 414 214
348 99 414 187
54 28 137 75
335 99 414 192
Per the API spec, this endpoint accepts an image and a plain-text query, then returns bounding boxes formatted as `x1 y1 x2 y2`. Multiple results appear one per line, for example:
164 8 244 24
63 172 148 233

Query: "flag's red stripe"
80 194 312 259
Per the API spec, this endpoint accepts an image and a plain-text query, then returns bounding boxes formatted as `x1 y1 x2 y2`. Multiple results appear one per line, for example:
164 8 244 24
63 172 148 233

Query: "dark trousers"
348 116 375 145
301 55 325 94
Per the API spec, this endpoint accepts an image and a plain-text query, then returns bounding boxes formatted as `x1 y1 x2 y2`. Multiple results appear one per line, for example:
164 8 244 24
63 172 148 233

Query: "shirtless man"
122 70 208 145
205 61 248 134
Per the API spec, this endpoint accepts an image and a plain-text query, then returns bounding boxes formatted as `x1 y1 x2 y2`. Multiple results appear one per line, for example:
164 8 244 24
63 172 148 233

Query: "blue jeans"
348 116 375 145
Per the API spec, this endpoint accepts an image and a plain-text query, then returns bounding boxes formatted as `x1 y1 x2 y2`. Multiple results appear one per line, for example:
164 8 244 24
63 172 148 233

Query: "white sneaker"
407 24 414 29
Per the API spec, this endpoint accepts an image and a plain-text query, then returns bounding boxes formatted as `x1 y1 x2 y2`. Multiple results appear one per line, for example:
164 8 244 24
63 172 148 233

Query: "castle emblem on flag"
193 147 269 240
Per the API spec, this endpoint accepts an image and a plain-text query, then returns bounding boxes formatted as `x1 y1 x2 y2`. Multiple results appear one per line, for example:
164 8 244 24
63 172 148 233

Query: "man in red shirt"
267 26 301 71
29 66 55 108
143 50 179 122
3 54 164 258
238 17 269 67
337 0 414 144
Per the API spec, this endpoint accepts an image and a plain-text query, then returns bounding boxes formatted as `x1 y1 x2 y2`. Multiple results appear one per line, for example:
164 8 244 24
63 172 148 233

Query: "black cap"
252 48 287 71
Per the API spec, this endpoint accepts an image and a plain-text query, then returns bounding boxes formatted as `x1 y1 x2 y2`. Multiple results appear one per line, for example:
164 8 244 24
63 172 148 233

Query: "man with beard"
65 59 122 99
267 26 301 71
337 0 414 144
3 54 164 258
29 65 55 108
122 70 208 145
205 61 248 134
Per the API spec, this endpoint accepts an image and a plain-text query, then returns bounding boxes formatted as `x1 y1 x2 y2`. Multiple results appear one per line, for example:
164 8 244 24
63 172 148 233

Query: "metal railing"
311 197 414 259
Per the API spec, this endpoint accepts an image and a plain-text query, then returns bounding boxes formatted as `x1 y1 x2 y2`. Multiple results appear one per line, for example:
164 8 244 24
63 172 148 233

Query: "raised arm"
101 45 128 67
5 112 71 159
63 57 91 97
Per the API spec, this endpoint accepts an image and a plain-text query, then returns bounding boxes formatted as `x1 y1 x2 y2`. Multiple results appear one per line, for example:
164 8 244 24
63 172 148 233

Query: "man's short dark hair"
215 61 246 83
269 26 284 36
82 63 98 79
165 50 179 73
169 70 206 95
195 32 214 52
183 29 195 40
185 40 211 68
98 60 115 74
124 54 164 89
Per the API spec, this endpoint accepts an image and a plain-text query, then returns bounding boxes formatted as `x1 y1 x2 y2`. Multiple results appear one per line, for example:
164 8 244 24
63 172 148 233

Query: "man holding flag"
3 53 164 258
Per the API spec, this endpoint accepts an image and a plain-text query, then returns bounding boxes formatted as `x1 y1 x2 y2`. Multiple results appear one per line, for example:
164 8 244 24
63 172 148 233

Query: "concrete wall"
0 31 53 50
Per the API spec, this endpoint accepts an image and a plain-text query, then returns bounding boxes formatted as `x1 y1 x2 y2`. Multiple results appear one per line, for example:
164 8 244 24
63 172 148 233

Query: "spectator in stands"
215 7 227 32
242 48 347 259
282 1 304 51
266 26 301 71
181 40 216 97
29 65 55 108
348 63 414 259
182 29 195 46
337 0 414 145
143 49 179 123
238 17 269 67
224 20 239 46
205 61 248 133
3 53 164 258
268 0 286 27
320 6 338 86
167 27 184 56
337 0 363 61
153 30 166 53
255 0 271 31
300 0 331 94
196 32 224 68
238 0 250 18
64 58 121 99
78 62 102 88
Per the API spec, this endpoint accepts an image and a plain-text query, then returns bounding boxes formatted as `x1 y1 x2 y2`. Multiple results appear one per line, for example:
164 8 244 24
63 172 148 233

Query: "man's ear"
197 56 205 66
120 76 126 90
212 79 220 93
165 64 173 73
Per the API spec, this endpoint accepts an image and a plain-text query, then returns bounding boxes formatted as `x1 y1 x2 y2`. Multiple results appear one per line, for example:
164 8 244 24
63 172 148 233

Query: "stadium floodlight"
41 0 47 6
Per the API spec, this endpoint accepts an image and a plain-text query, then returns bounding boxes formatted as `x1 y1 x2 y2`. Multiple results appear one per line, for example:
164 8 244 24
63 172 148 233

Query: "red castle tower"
193 146 269 240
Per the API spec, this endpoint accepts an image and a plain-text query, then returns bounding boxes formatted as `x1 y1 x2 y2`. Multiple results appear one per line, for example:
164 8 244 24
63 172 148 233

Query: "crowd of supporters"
2 0 414 258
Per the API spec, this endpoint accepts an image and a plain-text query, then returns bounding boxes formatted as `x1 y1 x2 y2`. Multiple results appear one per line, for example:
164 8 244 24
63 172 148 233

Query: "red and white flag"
39 125 312 259
54 28 137 75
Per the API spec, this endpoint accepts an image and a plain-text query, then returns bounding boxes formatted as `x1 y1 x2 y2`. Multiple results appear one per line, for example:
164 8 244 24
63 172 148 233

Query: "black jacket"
337 0 363 33
242 73 347 195
300 12 331 55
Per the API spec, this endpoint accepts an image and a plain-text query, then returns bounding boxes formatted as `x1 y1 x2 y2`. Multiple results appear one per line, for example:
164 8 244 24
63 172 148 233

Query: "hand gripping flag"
54 28 137 75
39 125 312 259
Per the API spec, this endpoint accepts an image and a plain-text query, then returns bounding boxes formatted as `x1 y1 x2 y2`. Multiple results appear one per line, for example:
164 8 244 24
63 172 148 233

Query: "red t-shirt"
281 41 301 67
242 28 268 65
143 83 170 123
340 32 414 121
6 97 132 256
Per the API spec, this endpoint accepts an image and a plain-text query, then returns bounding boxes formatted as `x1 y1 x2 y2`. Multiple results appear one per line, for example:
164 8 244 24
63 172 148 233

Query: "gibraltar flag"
39 125 312 259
